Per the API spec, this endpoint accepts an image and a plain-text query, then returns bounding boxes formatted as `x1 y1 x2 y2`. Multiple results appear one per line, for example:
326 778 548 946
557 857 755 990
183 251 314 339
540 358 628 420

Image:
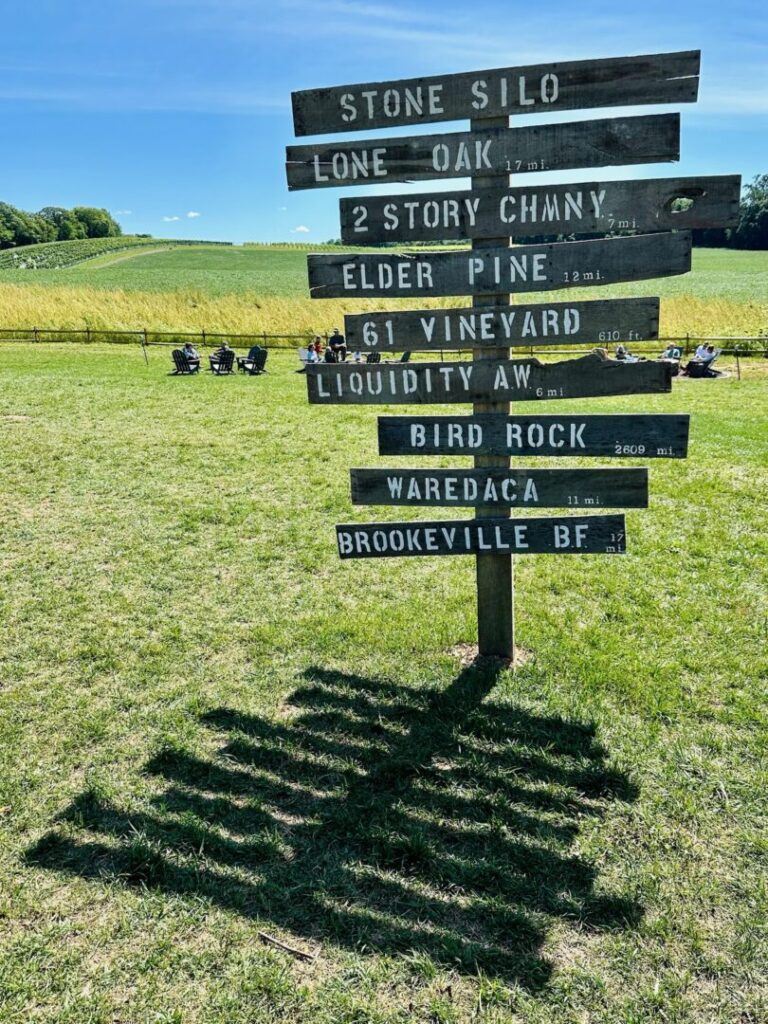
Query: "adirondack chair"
209 349 235 375
170 349 199 375
237 346 268 374
240 348 270 376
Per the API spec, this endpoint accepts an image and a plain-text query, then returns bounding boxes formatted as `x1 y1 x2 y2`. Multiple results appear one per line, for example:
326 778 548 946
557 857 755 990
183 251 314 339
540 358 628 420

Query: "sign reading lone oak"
287 114 680 190
287 46 735 660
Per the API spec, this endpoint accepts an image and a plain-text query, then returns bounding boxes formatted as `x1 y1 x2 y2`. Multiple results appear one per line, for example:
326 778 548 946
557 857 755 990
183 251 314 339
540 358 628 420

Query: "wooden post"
472 115 514 659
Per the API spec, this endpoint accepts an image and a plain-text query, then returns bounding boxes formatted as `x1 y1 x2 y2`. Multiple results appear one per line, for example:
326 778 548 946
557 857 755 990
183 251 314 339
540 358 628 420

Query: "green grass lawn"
0 245 766 303
0 345 766 1023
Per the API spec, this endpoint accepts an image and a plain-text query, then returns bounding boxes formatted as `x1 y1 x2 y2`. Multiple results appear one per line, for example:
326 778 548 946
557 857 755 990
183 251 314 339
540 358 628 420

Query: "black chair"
365 352 382 364
237 346 268 374
209 349 235 375
170 349 199 375
399 351 412 363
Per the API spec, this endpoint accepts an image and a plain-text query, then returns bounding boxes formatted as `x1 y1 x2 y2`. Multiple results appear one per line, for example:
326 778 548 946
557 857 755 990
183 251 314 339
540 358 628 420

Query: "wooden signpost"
287 47 737 661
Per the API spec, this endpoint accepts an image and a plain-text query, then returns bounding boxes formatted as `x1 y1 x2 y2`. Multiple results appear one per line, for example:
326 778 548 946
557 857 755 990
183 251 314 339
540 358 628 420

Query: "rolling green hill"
0 235 231 272
0 243 765 338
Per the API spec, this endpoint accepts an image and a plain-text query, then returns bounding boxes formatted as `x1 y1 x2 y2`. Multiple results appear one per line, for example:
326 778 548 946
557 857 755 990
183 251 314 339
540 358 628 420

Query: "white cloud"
278 206 287 211
186 210 201 218
162 215 180 222
291 225 310 233
114 209 132 215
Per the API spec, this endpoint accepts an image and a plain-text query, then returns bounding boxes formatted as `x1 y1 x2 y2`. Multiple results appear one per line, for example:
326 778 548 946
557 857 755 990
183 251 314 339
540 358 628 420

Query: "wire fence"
0 326 767 359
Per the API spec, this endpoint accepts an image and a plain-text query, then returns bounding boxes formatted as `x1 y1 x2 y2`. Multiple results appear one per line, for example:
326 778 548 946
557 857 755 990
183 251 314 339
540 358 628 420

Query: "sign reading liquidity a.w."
306 353 673 405
308 232 691 298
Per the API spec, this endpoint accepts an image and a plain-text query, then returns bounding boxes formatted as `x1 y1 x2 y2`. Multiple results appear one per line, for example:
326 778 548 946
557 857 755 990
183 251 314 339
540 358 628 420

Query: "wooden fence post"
472 114 514 660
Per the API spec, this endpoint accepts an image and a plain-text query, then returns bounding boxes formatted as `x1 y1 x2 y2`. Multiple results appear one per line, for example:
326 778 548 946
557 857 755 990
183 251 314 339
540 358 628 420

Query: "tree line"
0 204 123 249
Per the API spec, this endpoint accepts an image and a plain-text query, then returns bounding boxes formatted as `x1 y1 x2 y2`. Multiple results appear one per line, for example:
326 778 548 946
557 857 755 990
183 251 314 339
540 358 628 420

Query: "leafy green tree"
71 207 122 238
732 174 768 250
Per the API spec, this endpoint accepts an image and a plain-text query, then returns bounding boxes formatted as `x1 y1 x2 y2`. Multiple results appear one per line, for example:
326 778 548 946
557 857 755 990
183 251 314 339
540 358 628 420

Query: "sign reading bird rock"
286 48 739 660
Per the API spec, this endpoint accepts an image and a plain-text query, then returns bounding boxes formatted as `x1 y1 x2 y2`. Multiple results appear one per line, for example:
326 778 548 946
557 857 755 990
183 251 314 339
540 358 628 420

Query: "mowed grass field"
0 245 766 337
0 344 766 1023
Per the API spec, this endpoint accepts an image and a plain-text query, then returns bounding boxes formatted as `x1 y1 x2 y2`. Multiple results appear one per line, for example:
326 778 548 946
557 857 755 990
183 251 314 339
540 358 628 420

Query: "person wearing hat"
328 328 347 362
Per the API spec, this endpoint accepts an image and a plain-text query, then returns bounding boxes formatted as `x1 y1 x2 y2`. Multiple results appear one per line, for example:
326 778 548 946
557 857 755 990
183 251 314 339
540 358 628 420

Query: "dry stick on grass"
258 931 319 962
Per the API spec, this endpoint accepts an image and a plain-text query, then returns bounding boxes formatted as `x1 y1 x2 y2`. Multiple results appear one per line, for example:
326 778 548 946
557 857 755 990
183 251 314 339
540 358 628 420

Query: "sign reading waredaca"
286 47 738 659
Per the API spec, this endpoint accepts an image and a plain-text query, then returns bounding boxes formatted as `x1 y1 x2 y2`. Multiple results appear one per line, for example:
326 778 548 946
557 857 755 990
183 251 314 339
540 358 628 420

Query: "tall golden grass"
0 283 765 338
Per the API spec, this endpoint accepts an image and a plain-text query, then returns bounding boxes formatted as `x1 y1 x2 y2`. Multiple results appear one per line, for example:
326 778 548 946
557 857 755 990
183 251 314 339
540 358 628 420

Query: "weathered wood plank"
306 353 672 405
308 232 691 299
292 50 700 135
340 174 741 243
287 114 680 191
350 467 649 508
336 514 627 559
344 297 659 351
378 414 690 458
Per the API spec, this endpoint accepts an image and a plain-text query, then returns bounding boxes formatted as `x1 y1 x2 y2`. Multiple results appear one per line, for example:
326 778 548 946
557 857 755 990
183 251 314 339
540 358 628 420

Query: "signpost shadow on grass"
26 662 641 988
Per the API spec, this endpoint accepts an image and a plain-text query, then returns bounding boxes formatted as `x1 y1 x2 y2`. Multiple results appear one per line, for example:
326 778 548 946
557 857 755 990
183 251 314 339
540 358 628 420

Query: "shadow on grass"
26 662 641 988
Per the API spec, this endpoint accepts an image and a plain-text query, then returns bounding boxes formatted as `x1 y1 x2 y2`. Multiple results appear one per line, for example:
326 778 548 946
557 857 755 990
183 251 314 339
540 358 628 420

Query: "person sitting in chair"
328 328 347 361
209 341 233 372
183 342 200 369
661 343 682 361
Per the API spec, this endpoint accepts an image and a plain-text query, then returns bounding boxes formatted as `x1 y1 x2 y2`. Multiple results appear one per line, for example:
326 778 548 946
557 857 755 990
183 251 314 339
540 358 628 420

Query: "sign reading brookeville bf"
287 46 735 660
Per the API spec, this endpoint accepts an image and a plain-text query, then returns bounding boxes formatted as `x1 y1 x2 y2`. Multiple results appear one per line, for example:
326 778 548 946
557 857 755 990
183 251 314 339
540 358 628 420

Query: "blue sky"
2 0 765 243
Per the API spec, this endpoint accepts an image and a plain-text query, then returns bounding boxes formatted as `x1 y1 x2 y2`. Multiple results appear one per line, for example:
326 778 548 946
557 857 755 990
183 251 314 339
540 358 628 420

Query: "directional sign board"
337 514 627 559
292 50 700 135
378 414 690 458
340 174 741 244
287 114 679 191
286 46 727 659
306 353 672 405
350 468 649 509
308 232 691 298
344 297 659 352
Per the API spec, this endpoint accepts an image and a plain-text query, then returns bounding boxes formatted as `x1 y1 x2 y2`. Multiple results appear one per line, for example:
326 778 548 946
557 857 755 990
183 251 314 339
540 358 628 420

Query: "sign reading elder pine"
307 232 691 298
344 297 660 351
306 352 673 405
291 50 700 134
340 174 741 244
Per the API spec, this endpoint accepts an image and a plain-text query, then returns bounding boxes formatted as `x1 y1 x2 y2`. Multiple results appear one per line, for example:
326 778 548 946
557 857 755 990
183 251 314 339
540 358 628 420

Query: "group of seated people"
178 340 265 374
613 342 721 377
305 328 349 363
